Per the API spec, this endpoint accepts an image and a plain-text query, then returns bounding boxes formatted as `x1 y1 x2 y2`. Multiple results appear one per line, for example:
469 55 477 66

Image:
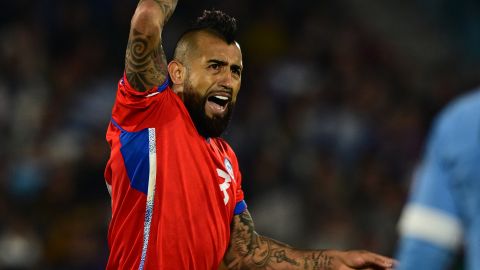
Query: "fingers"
366 266 396 270
338 266 394 270
345 250 396 269
369 253 396 268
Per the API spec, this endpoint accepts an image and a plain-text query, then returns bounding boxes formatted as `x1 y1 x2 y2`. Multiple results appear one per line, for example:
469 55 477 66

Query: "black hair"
186 9 237 44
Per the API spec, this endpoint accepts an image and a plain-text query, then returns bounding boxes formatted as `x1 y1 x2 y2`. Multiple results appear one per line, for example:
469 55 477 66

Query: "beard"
182 82 235 138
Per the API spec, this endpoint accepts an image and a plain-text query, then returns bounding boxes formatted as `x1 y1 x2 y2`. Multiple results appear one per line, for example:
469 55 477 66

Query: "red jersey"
104 75 247 270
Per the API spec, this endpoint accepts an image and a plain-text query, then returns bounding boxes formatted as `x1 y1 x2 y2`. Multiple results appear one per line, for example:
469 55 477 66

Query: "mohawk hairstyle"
173 9 238 62
188 9 237 44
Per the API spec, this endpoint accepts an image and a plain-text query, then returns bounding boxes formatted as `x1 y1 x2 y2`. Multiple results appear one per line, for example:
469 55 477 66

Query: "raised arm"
125 0 178 91
223 210 395 270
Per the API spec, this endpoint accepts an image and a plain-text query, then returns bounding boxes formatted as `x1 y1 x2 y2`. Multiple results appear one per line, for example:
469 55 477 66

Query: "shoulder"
112 76 180 130
119 74 171 98
436 90 480 133
438 89 480 127
429 89 480 153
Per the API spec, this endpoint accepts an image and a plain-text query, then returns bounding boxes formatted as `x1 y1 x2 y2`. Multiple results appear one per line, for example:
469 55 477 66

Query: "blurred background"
0 0 479 269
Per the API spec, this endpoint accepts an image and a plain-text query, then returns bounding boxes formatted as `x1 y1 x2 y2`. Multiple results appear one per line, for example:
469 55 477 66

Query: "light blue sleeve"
396 237 455 270
395 105 463 270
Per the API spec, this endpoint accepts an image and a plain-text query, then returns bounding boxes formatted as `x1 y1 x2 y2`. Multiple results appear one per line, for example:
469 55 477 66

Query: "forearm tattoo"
303 251 333 270
156 0 177 22
225 211 335 270
138 0 178 22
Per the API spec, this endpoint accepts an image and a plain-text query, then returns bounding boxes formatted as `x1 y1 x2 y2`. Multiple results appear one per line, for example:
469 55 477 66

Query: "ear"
168 60 186 85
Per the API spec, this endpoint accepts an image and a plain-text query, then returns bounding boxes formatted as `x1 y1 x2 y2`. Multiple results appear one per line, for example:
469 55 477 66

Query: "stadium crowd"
0 0 478 269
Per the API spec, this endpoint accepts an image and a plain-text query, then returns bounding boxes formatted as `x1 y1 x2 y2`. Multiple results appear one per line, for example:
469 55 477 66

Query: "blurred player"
396 89 480 269
104 0 396 269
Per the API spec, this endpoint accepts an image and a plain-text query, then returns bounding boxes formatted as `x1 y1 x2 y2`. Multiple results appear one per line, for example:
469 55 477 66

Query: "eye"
232 67 241 76
209 63 220 70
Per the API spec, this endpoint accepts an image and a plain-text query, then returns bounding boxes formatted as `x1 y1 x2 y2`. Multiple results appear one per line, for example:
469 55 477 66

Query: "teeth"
214 95 228 100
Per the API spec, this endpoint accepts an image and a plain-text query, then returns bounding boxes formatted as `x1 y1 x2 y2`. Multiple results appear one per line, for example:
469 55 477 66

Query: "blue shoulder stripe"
157 77 170 93
234 200 247 215
111 118 126 132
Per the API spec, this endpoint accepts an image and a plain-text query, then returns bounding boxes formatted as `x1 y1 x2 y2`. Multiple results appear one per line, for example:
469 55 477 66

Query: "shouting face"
169 31 243 138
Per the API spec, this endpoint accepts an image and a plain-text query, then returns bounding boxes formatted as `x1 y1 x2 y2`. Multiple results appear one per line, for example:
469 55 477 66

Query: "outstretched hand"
333 250 396 270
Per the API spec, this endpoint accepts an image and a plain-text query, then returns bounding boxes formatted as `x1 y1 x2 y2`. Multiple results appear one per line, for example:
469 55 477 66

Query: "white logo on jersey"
217 158 235 205
217 169 232 205
224 158 235 182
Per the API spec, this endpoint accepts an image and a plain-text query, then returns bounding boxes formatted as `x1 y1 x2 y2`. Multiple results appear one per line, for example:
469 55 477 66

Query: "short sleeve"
227 147 247 215
396 112 463 269
111 74 170 131
116 74 169 109
408 122 460 217
120 73 170 99
233 170 247 215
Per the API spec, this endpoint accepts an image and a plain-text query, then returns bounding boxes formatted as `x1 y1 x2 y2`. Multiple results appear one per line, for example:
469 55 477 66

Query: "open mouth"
208 95 229 107
206 93 231 115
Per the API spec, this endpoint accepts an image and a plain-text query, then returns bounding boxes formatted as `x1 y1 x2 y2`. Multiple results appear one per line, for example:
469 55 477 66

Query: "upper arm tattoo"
125 29 168 92
229 210 258 257
225 210 301 269
125 0 177 91
224 210 336 270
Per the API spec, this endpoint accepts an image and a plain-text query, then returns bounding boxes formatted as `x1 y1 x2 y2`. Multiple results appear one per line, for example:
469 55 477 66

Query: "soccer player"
396 89 480 269
104 0 396 269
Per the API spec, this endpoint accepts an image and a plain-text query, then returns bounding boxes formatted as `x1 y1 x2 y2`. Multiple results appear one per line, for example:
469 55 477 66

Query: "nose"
218 69 234 90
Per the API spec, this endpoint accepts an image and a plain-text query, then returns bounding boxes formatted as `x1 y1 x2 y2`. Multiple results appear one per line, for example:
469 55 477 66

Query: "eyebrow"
207 59 243 71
